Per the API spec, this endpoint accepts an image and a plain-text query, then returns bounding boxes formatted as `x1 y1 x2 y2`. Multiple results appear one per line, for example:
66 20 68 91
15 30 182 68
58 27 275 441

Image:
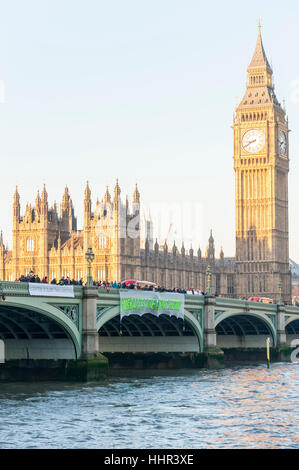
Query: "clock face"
279 130 287 156
242 129 265 154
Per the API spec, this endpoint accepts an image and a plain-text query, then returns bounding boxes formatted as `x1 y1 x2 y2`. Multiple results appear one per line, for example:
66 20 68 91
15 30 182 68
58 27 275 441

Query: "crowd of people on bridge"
18 272 84 285
2 273 292 303
95 281 205 295
15 271 205 295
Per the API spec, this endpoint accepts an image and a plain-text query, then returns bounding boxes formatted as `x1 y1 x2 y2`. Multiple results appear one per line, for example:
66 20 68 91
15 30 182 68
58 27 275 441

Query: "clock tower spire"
233 24 291 303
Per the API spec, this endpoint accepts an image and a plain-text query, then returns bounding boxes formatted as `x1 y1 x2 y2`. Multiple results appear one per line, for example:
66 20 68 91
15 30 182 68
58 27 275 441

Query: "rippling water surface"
0 363 298 449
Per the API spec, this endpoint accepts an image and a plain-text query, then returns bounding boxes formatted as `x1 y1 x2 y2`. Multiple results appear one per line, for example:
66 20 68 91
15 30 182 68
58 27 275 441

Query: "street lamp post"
85 247 95 286
206 265 212 295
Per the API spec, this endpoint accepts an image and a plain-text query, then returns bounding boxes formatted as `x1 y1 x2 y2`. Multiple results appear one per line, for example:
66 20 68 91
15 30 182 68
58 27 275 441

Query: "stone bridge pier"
74 286 108 380
203 296 224 368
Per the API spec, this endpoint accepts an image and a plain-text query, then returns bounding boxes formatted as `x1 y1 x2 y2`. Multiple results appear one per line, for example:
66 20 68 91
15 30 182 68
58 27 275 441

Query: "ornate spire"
133 183 140 204
114 178 121 198
41 184 48 202
13 186 20 205
40 185 48 218
84 181 91 200
61 185 71 211
35 189 40 204
248 20 271 72
104 185 111 203
208 230 215 259
237 23 278 109
35 189 41 216
63 185 69 199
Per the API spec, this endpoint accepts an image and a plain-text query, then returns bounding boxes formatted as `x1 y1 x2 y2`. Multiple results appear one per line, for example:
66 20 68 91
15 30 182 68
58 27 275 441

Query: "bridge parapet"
0 281 83 299
285 305 299 315
216 297 278 313
0 281 30 296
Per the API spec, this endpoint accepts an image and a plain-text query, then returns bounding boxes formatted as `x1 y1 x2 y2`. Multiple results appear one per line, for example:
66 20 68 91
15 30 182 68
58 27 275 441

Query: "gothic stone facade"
0 182 235 295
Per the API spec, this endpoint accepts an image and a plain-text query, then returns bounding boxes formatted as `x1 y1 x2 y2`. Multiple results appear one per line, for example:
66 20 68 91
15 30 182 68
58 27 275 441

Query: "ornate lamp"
206 265 212 295
85 247 95 286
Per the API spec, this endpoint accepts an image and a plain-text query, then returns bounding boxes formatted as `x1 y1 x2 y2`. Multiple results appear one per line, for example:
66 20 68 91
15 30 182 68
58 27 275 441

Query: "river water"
0 363 298 449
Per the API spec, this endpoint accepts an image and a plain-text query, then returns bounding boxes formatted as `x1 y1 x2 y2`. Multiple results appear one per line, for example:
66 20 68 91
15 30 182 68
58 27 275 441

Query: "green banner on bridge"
120 290 184 320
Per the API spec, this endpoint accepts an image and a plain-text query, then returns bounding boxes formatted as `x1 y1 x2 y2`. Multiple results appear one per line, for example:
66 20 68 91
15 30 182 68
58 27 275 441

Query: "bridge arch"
96 305 203 353
0 298 81 359
215 311 277 348
285 316 299 345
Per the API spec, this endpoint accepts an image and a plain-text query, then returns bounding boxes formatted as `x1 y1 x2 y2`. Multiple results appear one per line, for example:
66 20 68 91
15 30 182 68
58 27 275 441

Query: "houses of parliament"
0 25 292 303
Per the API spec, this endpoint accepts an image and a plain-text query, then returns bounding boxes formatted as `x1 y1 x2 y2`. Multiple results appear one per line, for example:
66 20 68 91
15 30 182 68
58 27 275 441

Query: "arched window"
26 238 34 252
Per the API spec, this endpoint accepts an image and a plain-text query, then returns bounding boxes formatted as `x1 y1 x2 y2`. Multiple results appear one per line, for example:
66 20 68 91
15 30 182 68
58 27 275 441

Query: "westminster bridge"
0 281 298 380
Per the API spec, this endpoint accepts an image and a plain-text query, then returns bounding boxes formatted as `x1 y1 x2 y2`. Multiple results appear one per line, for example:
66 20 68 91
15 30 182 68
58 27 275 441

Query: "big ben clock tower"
233 23 291 303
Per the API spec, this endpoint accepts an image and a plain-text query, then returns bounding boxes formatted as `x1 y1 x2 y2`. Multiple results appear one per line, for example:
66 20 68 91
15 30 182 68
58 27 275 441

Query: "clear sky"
0 0 299 259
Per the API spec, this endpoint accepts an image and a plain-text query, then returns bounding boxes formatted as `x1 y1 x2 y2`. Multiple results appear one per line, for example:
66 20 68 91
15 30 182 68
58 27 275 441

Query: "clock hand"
243 139 256 148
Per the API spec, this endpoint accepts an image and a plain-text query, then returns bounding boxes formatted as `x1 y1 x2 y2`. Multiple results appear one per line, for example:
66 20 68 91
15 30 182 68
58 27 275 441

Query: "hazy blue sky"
0 0 299 259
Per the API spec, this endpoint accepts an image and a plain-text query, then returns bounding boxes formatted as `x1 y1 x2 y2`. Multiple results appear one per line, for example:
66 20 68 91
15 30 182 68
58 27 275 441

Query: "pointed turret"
41 184 48 203
133 183 140 204
114 179 121 199
35 189 41 219
104 185 111 204
13 186 20 205
84 181 91 200
39 185 48 221
248 20 272 72
35 189 41 206
84 181 91 226
13 186 20 224
208 230 215 260
236 22 282 111
113 179 121 214
62 185 70 208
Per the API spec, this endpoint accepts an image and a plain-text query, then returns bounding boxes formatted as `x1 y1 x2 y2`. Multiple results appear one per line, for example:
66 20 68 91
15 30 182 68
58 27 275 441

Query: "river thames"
0 363 298 449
